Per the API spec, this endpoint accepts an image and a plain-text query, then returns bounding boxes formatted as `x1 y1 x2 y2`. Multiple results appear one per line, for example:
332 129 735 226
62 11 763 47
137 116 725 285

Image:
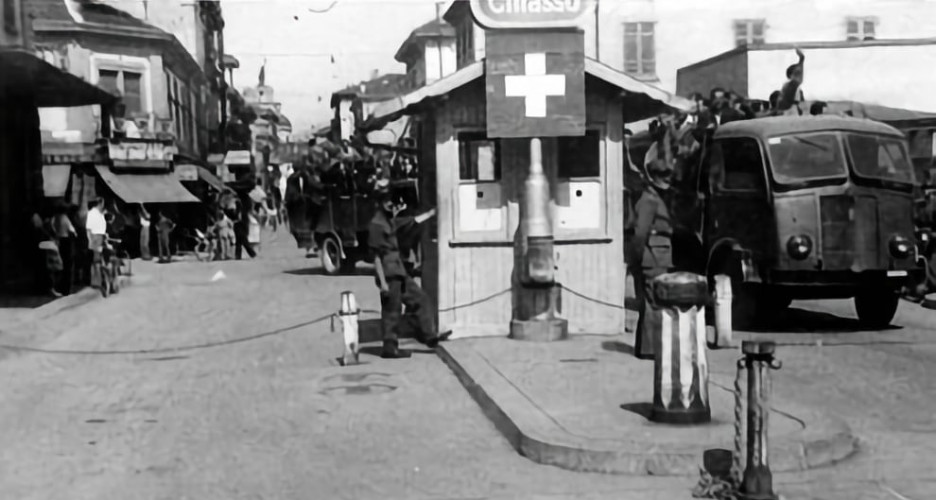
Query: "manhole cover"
317 372 399 396
319 383 398 396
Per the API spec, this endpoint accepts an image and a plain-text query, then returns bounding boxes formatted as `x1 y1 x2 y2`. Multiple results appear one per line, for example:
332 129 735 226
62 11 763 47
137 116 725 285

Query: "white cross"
504 53 566 118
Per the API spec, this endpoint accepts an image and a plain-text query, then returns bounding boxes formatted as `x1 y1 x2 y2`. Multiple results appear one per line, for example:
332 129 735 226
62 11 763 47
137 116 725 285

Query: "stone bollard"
650 272 712 425
338 291 360 366
739 341 782 500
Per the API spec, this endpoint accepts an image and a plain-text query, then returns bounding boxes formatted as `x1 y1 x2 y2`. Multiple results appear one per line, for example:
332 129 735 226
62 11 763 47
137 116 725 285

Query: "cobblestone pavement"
0 230 934 500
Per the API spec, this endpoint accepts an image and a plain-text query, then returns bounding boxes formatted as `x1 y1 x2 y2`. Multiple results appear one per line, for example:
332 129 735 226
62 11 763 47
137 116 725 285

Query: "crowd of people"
283 137 420 255
30 199 179 297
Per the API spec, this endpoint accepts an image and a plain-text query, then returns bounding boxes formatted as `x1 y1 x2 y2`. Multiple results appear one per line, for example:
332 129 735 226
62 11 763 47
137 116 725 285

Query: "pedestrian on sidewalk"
85 199 108 287
215 210 235 260
233 204 257 260
32 213 63 297
138 204 152 260
156 211 176 263
627 158 675 360
369 182 450 359
51 203 77 295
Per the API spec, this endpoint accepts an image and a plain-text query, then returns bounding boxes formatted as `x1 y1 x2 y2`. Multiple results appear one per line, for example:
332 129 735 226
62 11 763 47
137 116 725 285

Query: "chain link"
732 358 745 485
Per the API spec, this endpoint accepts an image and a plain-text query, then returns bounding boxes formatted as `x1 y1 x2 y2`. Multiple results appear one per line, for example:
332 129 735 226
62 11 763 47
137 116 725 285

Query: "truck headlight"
786 235 812 260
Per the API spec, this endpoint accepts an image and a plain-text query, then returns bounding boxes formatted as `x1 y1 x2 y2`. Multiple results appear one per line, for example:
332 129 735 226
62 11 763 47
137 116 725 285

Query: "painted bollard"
649 272 712 425
711 274 738 348
338 291 360 366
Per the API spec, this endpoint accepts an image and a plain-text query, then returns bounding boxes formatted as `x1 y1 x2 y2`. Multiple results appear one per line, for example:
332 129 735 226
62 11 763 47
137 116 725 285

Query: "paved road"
0 230 933 500
0 232 687 500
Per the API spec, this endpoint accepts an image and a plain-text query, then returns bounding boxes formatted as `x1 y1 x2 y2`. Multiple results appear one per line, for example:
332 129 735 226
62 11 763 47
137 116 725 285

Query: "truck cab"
678 115 924 328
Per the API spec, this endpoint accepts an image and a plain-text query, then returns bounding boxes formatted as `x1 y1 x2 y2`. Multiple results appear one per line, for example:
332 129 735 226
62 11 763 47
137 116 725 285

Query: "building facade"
446 0 936 97
29 0 221 161
587 0 936 94
1 0 115 291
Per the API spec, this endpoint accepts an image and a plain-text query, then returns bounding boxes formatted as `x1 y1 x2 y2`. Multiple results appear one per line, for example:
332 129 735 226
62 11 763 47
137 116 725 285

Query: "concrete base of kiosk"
510 282 568 342
510 318 569 342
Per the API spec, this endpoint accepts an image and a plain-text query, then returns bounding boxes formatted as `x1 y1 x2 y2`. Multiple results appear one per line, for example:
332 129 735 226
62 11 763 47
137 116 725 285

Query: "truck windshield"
845 133 915 184
766 132 847 185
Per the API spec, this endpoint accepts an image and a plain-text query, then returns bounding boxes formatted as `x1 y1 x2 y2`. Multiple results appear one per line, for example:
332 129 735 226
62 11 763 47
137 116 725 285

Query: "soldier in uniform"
369 182 451 359
628 158 675 360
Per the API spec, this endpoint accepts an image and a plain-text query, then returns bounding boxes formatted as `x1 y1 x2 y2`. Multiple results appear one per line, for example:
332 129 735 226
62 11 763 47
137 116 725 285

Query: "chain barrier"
692 357 745 500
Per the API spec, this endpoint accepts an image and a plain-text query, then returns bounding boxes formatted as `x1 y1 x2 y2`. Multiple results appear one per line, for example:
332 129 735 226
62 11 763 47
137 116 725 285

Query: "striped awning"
94 165 199 204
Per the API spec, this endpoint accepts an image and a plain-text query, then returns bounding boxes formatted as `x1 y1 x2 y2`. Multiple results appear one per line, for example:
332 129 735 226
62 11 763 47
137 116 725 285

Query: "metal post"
509 138 568 341
338 291 360 366
739 341 782 500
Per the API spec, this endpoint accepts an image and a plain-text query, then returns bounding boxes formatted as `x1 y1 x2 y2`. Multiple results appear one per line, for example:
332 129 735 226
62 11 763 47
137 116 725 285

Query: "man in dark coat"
628 158 675 359
368 181 450 359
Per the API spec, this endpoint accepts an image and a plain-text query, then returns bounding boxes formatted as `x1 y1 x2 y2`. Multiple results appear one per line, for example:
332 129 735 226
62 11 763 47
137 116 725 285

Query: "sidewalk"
0 274 132 332
438 335 858 477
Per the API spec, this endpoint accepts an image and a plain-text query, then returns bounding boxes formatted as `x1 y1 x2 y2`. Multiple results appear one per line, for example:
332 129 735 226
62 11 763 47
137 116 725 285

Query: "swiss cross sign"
485 30 586 138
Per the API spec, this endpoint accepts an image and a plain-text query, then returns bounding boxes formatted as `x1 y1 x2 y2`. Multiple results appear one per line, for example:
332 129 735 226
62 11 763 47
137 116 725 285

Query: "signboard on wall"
106 139 175 169
485 30 586 138
469 0 594 29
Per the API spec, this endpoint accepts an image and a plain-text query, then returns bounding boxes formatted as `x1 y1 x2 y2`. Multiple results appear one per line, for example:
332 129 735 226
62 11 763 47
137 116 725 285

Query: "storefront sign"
469 0 594 29
107 140 176 166
224 150 252 166
175 164 198 182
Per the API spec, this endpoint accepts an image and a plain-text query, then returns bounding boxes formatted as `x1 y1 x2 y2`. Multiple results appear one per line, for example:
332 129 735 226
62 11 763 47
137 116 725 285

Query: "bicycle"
93 237 123 297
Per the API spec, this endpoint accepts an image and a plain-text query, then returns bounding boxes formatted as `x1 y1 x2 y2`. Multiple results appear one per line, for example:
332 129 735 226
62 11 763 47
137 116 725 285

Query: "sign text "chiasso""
484 0 584 14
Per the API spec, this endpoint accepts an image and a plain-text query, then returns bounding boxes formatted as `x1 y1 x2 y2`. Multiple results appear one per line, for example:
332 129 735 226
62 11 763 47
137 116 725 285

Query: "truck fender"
706 239 760 284
317 231 347 259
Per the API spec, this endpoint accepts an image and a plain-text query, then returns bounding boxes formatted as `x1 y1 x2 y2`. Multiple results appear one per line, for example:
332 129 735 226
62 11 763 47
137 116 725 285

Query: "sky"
222 0 443 135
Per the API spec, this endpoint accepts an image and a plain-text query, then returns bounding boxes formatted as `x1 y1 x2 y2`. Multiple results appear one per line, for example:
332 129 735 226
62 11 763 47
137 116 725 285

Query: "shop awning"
196 166 227 192
94 165 199 204
42 165 72 198
0 49 117 107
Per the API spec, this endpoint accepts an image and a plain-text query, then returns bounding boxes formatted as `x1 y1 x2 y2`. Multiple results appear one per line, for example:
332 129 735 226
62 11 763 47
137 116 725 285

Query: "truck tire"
854 288 899 328
320 235 342 276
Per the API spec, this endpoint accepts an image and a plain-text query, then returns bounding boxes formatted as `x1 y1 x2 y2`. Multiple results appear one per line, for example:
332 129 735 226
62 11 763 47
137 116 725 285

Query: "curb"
437 342 859 476
2 275 133 330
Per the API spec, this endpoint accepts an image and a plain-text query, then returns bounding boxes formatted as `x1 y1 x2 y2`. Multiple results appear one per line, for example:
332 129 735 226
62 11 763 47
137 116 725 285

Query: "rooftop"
394 17 456 63
715 115 904 139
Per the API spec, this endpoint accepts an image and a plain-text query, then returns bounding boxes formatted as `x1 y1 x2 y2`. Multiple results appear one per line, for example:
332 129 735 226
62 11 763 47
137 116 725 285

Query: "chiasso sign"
470 0 594 29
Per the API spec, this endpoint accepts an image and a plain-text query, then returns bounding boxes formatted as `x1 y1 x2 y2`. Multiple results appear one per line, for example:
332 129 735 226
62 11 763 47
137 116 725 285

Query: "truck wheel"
854 288 899 328
320 236 342 276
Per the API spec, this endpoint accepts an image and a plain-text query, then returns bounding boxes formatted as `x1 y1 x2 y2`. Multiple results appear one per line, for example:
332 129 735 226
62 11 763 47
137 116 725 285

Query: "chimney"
436 1 443 21
371 69 380 80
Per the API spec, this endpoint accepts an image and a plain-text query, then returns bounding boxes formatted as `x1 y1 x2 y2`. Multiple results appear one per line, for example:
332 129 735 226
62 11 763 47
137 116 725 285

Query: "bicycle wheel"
194 241 212 262
110 261 120 293
101 267 111 298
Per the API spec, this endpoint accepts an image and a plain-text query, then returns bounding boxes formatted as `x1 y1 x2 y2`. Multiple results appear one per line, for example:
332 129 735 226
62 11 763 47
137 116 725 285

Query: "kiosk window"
557 130 601 178
715 138 765 191
458 133 500 181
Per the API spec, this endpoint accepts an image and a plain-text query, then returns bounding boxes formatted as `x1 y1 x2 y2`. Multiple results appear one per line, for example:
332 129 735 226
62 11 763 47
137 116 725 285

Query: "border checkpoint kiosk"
364 0 692 340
